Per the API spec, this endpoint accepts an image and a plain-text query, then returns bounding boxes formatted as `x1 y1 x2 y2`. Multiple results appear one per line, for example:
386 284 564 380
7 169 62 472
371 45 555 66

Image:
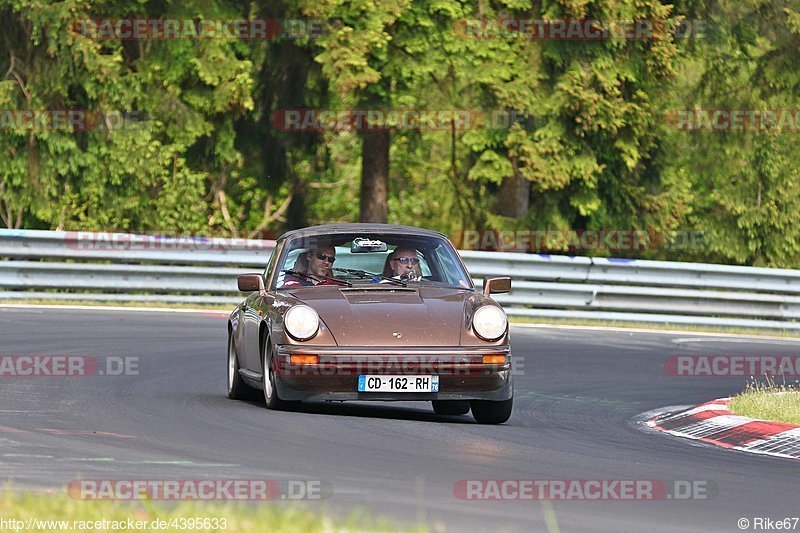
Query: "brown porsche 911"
227 224 513 424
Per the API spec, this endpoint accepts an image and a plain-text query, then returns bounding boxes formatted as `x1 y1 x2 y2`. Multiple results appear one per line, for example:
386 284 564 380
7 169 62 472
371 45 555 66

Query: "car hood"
292 286 473 346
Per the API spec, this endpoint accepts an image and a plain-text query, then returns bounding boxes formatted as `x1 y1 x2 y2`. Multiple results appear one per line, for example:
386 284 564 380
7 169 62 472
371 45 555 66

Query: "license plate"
358 375 439 393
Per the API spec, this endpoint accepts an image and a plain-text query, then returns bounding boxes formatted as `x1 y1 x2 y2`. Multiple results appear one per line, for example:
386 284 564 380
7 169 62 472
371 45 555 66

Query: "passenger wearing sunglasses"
281 246 336 287
380 247 423 281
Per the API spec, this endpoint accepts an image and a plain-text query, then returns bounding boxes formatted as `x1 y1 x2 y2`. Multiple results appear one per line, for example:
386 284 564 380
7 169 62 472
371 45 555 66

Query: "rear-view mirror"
351 237 388 253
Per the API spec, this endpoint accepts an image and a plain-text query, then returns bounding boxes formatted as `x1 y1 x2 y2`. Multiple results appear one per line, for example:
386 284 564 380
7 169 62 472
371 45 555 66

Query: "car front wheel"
470 397 513 424
228 333 256 400
262 338 290 410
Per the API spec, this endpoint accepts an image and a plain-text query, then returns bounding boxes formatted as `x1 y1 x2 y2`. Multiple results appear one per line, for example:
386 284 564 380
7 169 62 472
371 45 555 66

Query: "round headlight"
284 305 320 341
472 305 508 341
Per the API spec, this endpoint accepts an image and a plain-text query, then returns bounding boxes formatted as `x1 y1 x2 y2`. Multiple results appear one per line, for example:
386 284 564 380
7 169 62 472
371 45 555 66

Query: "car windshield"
273 233 473 290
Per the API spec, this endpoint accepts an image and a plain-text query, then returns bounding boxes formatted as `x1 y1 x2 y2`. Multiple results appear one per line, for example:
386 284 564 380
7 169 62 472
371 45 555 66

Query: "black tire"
227 333 257 400
470 397 513 424
262 337 290 410
432 400 471 416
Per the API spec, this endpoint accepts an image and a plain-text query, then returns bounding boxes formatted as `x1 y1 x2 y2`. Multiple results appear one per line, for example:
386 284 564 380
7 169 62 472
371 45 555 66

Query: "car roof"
276 223 449 243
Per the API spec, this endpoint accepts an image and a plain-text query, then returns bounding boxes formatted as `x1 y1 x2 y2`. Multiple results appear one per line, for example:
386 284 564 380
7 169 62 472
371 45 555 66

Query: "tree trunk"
360 129 390 223
285 176 307 230
496 172 530 219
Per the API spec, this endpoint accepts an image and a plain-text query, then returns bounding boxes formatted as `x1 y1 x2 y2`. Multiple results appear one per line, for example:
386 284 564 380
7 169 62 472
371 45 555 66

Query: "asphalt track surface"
1 307 798 532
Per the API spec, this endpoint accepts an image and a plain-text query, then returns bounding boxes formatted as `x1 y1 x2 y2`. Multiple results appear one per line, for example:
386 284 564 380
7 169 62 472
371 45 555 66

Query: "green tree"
663 0 800 266
456 0 690 257
0 0 256 234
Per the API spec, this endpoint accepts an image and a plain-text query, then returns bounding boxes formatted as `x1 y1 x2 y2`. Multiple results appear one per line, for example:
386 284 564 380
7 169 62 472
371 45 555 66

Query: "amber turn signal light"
482 355 506 364
290 355 319 365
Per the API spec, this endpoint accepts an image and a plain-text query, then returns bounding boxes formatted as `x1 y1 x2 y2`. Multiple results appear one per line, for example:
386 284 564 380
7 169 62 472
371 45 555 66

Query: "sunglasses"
314 252 336 263
393 257 419 264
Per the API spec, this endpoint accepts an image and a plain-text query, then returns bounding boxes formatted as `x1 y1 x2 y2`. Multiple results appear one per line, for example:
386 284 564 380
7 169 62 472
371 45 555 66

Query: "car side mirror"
483 276 511 296
238 274 266 295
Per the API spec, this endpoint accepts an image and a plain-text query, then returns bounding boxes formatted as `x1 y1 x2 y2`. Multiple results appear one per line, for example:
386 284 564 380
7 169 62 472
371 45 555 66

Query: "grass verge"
0 489 422 533
728 379 800 425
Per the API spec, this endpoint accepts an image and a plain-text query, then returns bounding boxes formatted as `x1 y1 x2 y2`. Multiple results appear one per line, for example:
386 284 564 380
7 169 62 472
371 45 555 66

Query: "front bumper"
273 345 513 402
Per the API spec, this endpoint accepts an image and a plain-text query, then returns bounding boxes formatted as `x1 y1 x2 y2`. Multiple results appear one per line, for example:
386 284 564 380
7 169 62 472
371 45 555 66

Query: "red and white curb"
647 398 800 461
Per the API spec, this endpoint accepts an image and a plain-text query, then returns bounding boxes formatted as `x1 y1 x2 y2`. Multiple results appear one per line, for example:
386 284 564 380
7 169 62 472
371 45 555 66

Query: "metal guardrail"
2 228 800 330
0 229 271 266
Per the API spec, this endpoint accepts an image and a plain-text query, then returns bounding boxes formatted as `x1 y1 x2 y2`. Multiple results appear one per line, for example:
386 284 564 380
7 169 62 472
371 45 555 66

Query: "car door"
241 243 282 373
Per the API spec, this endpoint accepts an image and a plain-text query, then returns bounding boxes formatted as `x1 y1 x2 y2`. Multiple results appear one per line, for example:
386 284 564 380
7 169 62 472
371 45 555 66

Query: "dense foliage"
1 0 798 266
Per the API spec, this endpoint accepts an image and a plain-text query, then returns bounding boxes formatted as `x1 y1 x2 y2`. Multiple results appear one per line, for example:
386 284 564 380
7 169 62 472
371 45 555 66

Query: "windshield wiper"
282 269 352 287
282 269 316 283
332 267 407 287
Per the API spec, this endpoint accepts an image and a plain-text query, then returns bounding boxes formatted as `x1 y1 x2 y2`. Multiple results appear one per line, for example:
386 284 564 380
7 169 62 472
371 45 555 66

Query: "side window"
263 241 283 289
432 245 459 285
273 247 305 288
417 252 432 277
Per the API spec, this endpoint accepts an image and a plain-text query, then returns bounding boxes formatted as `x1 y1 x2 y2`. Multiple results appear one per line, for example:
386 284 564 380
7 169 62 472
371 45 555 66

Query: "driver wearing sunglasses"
281 246 336 287
307 247 336 278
